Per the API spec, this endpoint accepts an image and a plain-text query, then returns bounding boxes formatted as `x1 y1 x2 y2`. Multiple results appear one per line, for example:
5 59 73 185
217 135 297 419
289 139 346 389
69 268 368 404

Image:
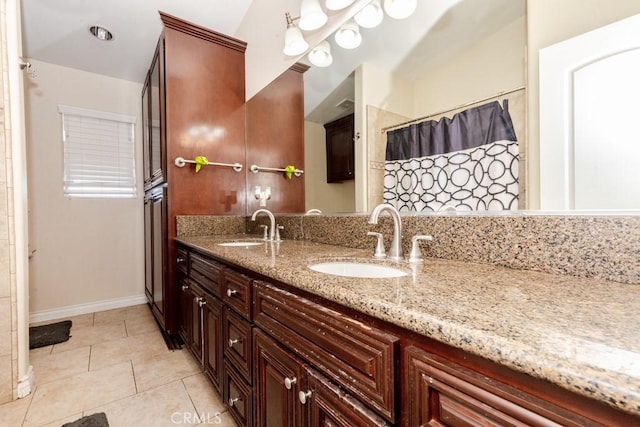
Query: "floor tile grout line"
130 359 140 394
18 392 36 427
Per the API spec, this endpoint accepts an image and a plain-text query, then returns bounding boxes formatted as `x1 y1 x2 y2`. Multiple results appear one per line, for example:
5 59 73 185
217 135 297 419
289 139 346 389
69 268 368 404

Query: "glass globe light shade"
354 0 384 28
308 40 333 67
325 0 355 11
383 0 417 19
299 0 328 31
283 25 309 56
334 20 362 49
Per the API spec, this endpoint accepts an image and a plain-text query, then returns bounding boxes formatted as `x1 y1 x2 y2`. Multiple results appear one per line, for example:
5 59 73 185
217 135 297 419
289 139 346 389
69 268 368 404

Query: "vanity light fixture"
354 0 384 28
334 20 362 49
283 12 309 56
325 0 355 11
299 0 328 31
89 25 113 41
308 40 333 67
383 0 417 20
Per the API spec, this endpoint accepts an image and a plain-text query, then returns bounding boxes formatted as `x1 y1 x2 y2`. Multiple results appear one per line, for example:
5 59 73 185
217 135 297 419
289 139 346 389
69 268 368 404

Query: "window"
59 104 136 198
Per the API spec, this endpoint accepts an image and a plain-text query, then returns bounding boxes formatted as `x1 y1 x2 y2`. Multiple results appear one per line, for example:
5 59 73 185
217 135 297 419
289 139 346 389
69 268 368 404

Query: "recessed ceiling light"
89 26 113 41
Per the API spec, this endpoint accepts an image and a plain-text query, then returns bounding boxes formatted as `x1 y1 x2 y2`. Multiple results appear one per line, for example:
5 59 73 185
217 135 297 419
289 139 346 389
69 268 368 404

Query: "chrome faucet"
369 204 403 261
251 208 276 241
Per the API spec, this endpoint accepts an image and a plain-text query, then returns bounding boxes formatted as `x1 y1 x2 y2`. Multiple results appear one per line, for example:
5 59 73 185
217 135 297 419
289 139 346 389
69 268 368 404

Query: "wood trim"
290 62 311 73
159 11 247 52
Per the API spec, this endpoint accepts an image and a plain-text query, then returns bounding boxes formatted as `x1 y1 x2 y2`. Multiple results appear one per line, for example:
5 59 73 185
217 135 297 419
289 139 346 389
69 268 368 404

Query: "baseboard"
17 365 34 398
29 294 148 324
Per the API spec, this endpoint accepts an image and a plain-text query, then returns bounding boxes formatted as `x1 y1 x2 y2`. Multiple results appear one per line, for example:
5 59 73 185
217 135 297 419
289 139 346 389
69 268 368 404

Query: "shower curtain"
383 100 518 212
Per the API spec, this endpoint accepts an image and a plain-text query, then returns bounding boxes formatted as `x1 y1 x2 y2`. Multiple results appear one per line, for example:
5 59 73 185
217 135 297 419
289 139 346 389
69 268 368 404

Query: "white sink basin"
308 262 407 278
217 241 263 247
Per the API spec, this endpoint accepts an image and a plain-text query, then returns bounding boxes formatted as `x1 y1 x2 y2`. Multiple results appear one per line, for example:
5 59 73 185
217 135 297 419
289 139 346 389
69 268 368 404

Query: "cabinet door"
203 293 223 393
254 329 305 427
149 39 165 187
177 273 192 348
324 114 354 183
190 283 205 365
141 75 151 188
150 186 167 324
303 367 390 427
143 195 153 305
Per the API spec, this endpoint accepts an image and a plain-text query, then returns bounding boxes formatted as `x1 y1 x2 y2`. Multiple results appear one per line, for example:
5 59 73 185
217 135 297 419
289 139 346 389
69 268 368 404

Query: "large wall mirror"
296 0 640 214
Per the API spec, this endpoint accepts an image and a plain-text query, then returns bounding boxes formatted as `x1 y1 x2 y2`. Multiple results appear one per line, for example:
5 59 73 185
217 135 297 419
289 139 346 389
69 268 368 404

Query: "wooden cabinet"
404 345 598 427
253 328 388 427
203 293 223 393
254 328 305 427
176 244 640 427
143 184 167 325
142 12 247 345
324 114 354 183
254 280 399 423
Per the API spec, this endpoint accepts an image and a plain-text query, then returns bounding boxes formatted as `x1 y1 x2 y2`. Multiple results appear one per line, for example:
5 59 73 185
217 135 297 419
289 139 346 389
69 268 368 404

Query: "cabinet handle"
228 338 242 348
226 289 237 297
298 390 312 405
228 397 241 407
177 257 185 263
198 299 207 307
284 377 297 390
181 285 189 291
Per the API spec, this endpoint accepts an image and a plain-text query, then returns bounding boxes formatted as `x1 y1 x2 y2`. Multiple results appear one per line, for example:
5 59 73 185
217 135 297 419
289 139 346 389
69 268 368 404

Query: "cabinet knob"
181 285 189 291
198 299 207 307
177 257 185 263
228 338 242 348
228 397 240 407
284 377 297 390
298 390 312 405
226 289 237 297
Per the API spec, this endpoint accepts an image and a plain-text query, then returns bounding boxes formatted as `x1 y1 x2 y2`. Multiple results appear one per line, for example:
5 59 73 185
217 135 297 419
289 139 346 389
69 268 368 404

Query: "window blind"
59 105 136 198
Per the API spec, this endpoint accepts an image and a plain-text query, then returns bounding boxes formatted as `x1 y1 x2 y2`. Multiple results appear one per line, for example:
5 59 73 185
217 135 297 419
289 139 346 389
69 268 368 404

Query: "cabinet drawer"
254 281 399 422
223 307 253 384
223 269 253 320
176 247 188 274
223 361 253 427
405 346 593 427
190 253 224 298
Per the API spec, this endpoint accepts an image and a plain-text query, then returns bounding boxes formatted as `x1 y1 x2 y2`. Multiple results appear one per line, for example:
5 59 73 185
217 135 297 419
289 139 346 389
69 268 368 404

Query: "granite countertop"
176 234 640 416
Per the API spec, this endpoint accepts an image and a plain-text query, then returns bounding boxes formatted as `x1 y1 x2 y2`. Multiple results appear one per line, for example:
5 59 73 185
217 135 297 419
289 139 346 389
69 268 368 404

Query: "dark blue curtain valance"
385 101 517 161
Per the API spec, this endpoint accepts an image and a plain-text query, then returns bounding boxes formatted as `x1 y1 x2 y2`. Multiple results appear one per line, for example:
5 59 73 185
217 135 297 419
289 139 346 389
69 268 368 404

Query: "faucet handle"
258 224 269 240
367 232 386 258
275 225 284 242
409 235 433 263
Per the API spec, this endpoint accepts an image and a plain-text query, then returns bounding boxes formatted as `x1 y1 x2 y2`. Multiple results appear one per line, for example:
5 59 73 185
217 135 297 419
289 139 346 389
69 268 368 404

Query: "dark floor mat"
29 320 72 349
62 412 109 427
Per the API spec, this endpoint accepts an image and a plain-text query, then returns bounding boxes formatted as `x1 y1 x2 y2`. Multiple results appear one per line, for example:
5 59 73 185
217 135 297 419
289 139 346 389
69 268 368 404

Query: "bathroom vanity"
174 234 640 426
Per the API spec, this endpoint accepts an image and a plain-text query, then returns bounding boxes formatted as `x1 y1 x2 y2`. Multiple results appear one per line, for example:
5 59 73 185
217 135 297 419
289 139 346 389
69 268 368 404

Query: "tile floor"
0 304 237 426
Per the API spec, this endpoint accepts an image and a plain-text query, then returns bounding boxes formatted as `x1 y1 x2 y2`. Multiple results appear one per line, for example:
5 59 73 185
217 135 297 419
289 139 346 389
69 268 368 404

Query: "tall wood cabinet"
142 12 247 345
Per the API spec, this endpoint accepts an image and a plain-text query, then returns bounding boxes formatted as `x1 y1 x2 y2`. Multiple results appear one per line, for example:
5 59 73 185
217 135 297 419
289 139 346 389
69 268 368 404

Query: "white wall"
526 0 640 209
24 60 144 316
413 16 526 117
304 121 356 213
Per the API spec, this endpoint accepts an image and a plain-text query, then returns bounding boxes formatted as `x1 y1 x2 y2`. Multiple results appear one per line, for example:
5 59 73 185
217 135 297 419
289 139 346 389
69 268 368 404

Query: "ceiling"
21 0 525 124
